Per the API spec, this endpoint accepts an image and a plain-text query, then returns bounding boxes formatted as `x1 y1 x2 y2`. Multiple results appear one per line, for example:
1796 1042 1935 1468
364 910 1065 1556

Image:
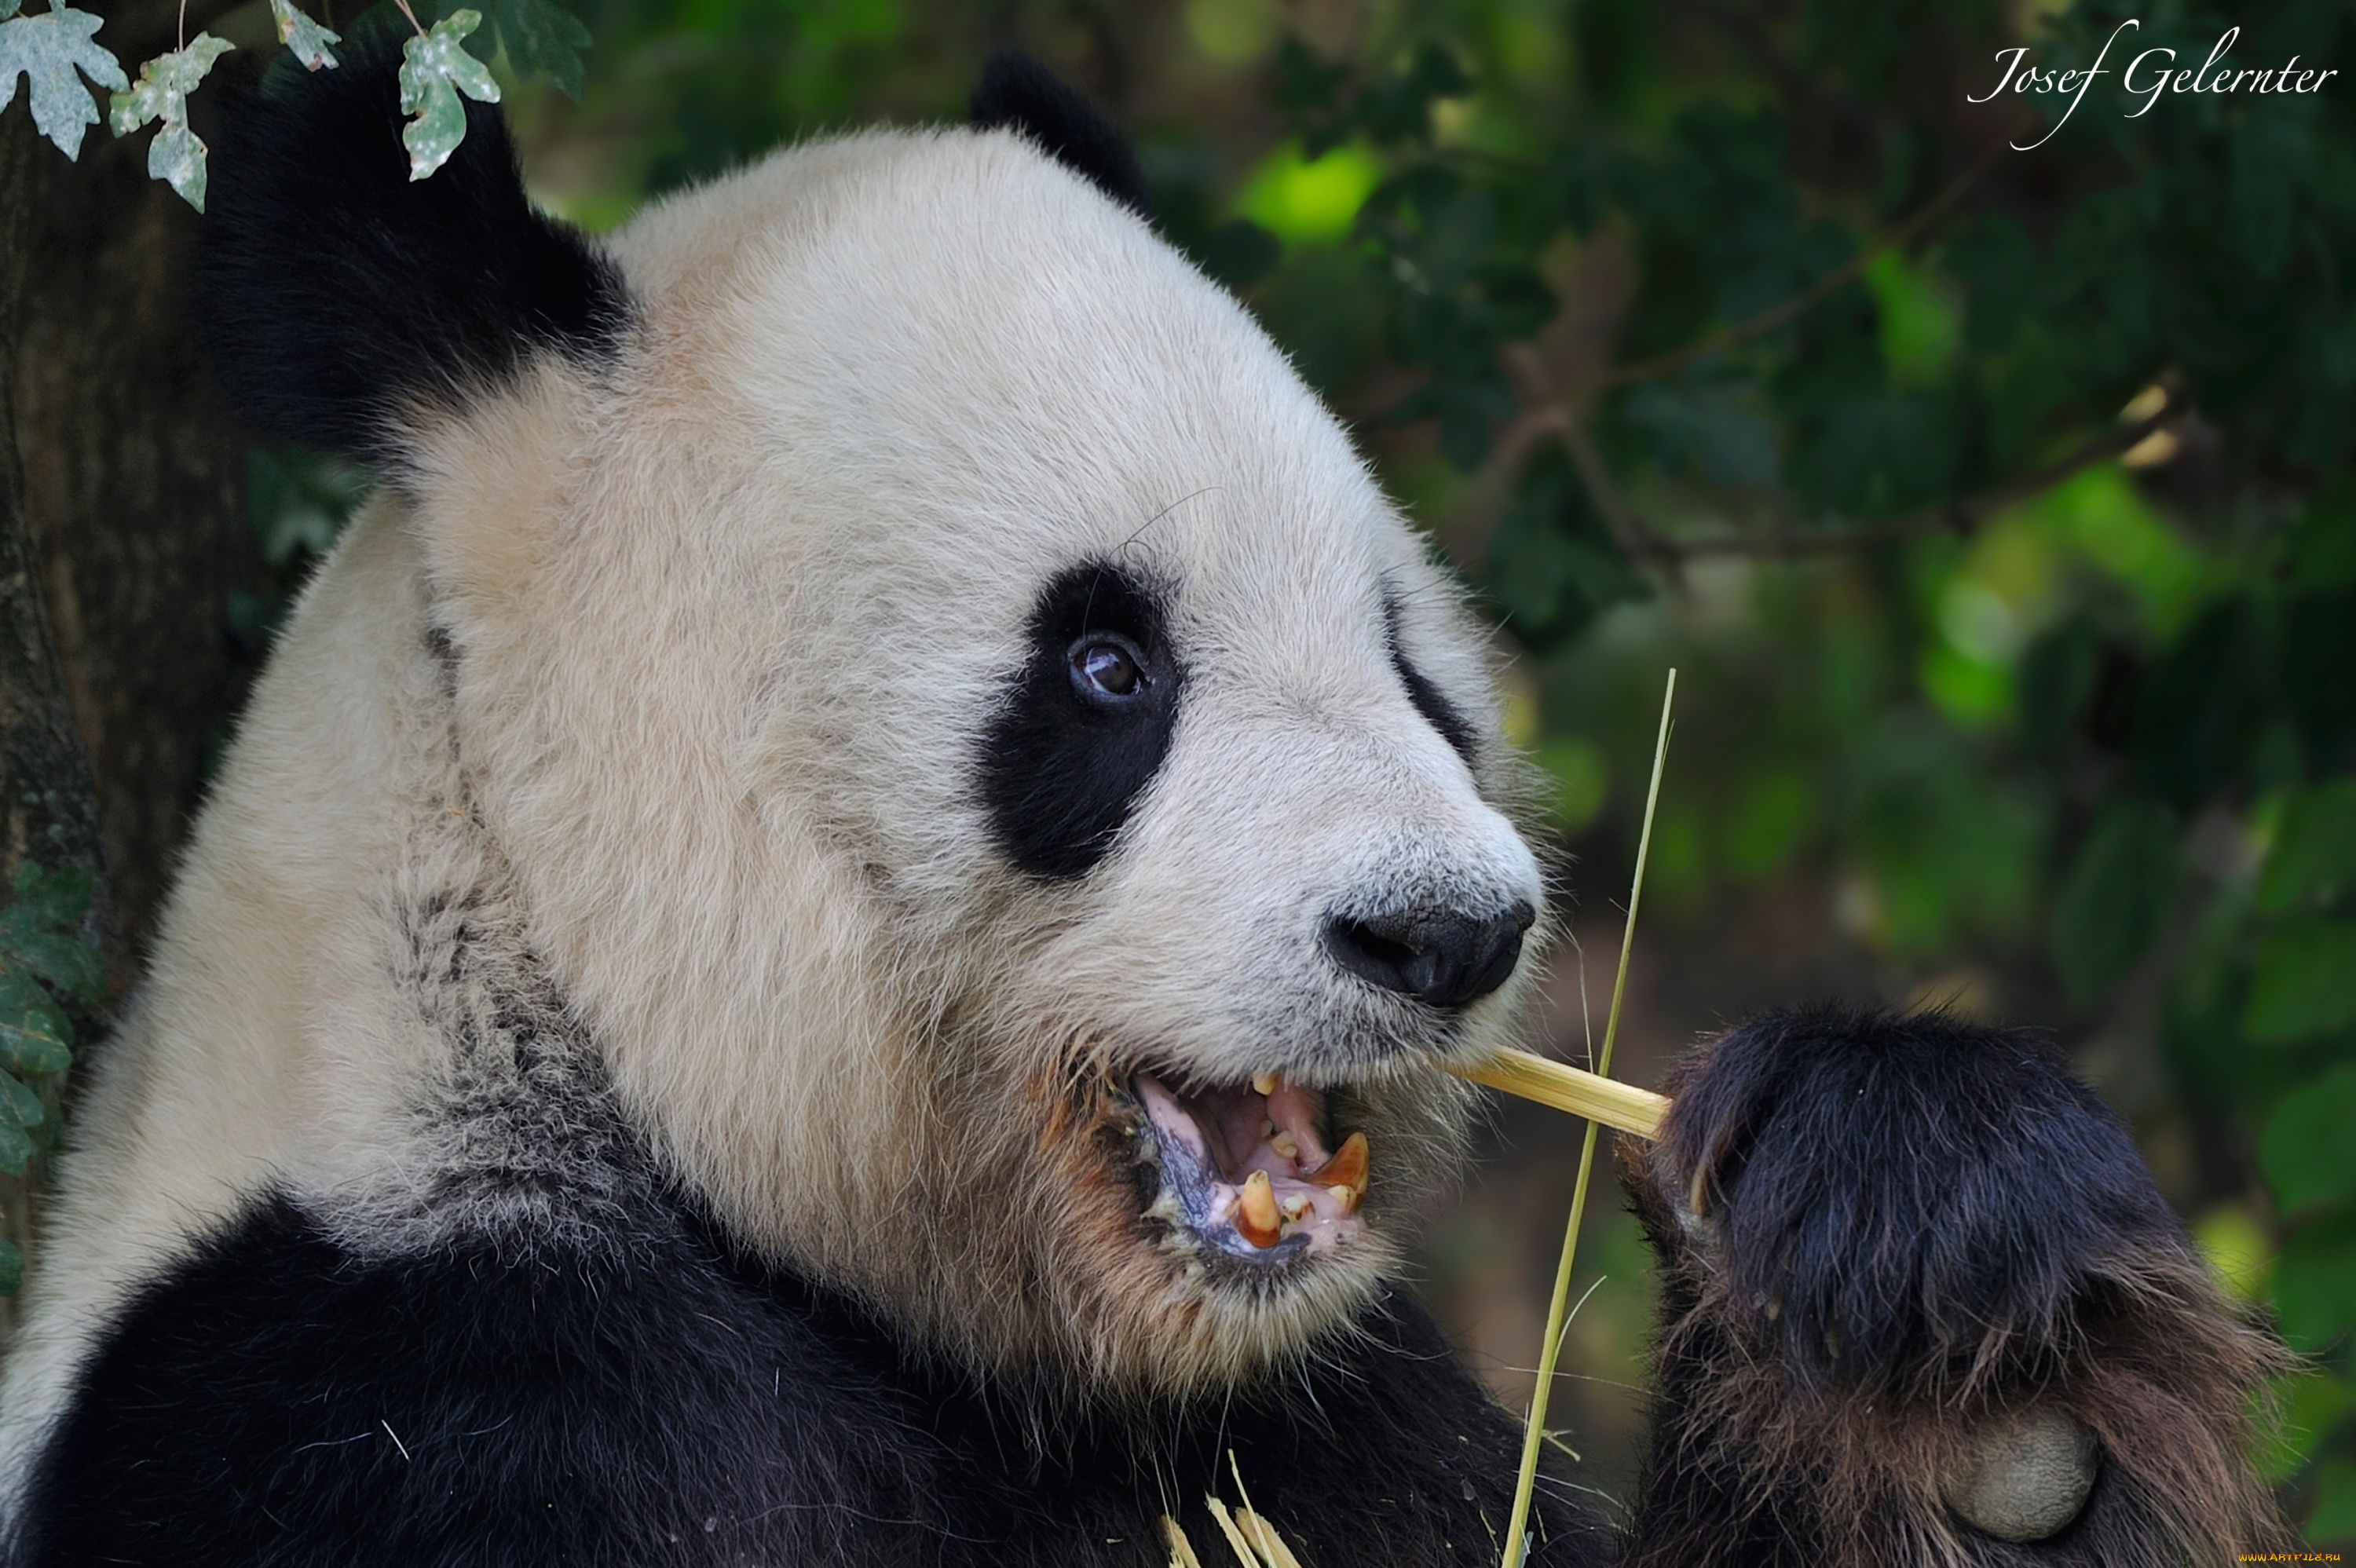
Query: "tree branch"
1443 141 2090 573
1497 345 1683 574
1473 338 2182 568
1590 141 2001 392
1622 392 2183 562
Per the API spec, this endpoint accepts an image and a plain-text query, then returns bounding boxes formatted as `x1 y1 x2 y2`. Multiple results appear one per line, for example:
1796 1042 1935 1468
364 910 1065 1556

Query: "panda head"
203 52 1547 1394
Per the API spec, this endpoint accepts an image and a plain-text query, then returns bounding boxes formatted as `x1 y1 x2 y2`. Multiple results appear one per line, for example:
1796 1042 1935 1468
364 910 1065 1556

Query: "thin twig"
1592 142 2003 391
1556 412 1664 568
1500 671 1677 1568
1627 389 2182 561
1498 345 1680 572
1487 339 2181 567
392 0 426 38
1453 146 2003 568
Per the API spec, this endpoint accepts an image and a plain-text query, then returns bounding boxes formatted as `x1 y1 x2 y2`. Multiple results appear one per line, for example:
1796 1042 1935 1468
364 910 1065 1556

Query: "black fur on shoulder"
196 34 631 465
969 52 1151 219
16 1186 1608 1566
1615 1005 2291 1568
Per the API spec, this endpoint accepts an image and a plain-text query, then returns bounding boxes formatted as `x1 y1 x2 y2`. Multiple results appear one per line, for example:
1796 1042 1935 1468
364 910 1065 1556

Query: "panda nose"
1323 901 1535 1010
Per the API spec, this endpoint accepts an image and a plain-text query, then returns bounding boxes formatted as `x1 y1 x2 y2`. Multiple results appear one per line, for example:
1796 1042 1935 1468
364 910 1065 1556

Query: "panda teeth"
1305 1130 1368 1201
1237 1171 1282 1248
1131 1069 1372 1259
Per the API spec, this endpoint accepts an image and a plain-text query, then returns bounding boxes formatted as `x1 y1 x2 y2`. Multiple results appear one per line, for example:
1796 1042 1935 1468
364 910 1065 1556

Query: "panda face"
976 551 1541 1273
389 126 1546 1391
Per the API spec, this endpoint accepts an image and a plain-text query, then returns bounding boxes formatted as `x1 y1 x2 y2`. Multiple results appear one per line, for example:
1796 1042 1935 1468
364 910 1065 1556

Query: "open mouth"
1132 1070 1369 1262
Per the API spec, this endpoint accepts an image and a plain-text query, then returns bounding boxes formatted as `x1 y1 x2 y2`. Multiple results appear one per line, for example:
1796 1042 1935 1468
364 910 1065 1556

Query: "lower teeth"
1237 1170 1282 1248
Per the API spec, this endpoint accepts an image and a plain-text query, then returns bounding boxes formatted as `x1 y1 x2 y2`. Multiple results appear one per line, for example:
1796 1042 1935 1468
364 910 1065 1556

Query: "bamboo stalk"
1498 668 1677 1568
1445 1048 1668 1139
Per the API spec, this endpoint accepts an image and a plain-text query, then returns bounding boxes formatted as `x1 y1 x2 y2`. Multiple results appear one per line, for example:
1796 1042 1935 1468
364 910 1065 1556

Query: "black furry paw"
1615 1006 2289 1568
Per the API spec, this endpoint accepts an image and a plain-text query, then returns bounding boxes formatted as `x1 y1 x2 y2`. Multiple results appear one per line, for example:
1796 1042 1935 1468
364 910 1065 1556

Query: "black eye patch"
980 564 1184 879
1384 595 1477 766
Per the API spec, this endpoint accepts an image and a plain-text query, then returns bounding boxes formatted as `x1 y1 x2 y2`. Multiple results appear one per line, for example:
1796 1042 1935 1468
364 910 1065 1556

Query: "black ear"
968 51 1151 220
196 37 631 466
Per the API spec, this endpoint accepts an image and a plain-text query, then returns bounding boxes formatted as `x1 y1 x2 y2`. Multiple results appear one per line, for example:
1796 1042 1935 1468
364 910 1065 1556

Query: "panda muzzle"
1133 1071 1368 1259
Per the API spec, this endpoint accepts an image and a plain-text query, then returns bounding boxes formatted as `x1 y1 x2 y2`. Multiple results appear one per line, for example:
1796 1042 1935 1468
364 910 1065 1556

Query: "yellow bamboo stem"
1446 1047 1669 1139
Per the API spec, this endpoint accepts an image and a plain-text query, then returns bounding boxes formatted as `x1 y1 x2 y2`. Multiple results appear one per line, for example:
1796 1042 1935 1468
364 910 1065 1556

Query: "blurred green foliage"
239 0 2356 1539
0 863 104 1294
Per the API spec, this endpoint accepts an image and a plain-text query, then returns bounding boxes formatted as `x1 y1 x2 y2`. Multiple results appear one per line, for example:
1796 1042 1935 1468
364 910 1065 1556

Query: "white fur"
0 125 1545 1498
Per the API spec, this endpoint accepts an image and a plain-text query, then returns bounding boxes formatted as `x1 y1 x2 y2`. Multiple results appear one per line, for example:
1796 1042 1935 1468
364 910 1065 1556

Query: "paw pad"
1940 1406 2098 1543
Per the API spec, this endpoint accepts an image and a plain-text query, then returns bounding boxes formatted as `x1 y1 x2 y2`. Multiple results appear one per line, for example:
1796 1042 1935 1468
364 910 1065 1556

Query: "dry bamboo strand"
1233 1511 1304 1568
1162 1514 1207 1568
1498 668 1677 1568
1205 1497 1266 1567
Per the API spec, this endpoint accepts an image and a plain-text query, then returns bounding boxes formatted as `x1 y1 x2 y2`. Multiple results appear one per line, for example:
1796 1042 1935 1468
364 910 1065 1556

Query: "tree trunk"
16 0 262 959
0 109 114 1340
0 0 259 1325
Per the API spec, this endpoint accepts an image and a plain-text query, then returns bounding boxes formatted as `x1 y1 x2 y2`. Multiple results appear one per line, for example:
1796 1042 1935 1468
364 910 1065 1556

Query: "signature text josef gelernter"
1970 20 2337 150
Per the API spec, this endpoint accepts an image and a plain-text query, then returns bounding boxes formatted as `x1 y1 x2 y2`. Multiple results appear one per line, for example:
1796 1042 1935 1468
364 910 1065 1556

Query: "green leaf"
109 33 232 210
2260 778 2356 917
1863 250 1961 386
0 970 71 1076
1273 33 1346 117
6 928 101 1010
2275 1207 2356 1352
2287 482 2356 591
2264 1066 2356 1216
398 9 499 182
2246 920 2356 1044
268 0 339 71
0 1120 29 1179
9 861 91 932
247 447 371 567
2128 600 2273 810
0 3 126 159
0 1237 20 1296
0 1069 44 1132
2047 799 2180 1005
2311 1453 2356 1543
1946 213 2040 353
1193 217 1279 292
1622 380 1778 490
1352 42 1469 144
487 0 588 100
2259 1368 2354 1483
2285 590 2356 772
2016 616 2099 760
1722 769 1814 883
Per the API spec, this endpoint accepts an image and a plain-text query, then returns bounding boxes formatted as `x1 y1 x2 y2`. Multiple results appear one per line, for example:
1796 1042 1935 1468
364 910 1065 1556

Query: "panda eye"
1069 636 1147 702
986 563 1183 880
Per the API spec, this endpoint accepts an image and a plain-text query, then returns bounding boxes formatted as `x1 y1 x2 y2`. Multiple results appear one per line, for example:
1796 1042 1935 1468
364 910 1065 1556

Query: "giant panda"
0 44 2292 1568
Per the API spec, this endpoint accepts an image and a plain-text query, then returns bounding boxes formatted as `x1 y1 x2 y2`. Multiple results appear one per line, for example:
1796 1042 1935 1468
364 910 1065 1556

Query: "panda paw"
1615 1006 2292 1568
